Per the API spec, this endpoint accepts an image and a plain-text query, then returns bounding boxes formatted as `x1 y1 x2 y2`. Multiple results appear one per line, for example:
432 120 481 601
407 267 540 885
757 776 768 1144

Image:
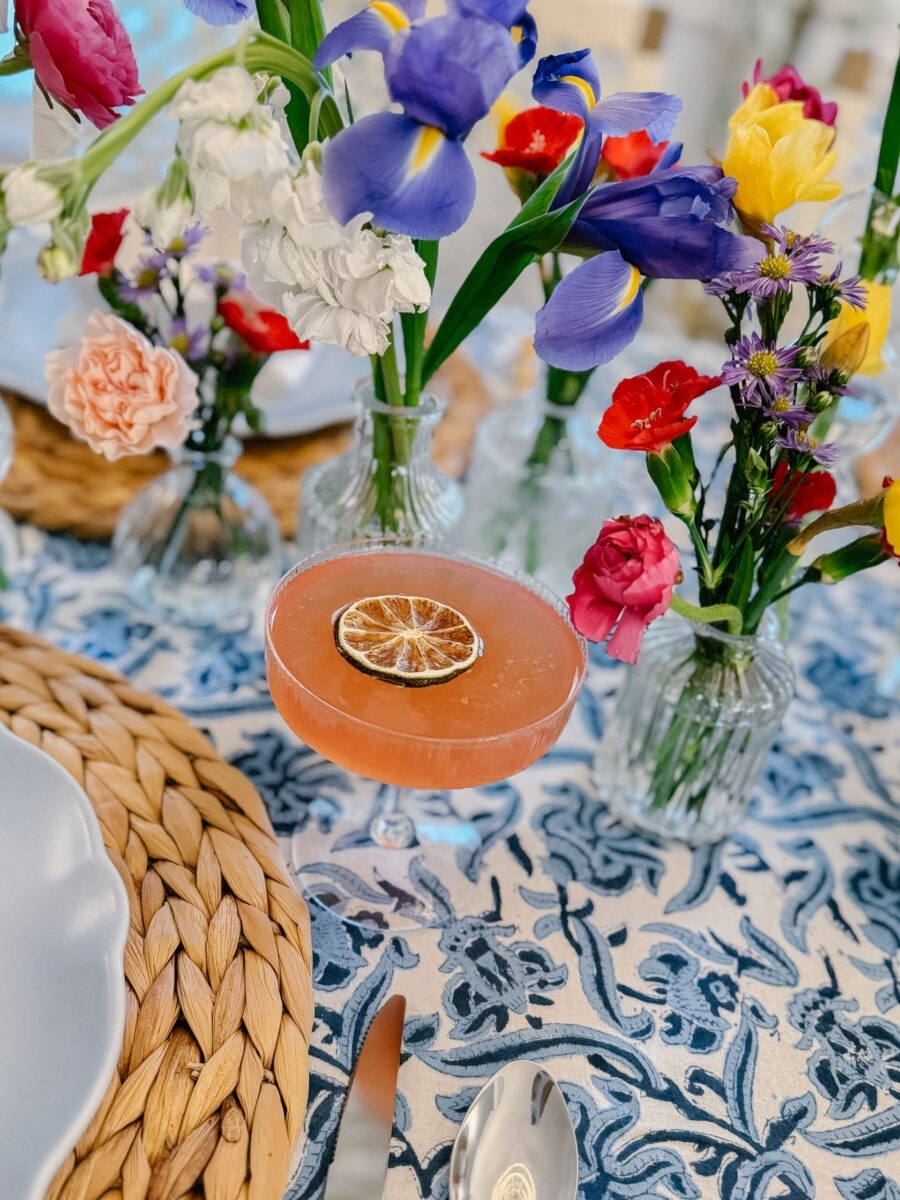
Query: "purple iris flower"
321 15 520 238
533 50 682 205
314 0 426 68
534 250 644 370
775 427 839 464
571 167 759 280
447 0 537 65
183 0 251 25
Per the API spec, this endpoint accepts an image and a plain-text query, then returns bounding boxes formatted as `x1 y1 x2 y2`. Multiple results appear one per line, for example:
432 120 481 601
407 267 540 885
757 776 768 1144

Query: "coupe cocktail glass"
265 540 587 926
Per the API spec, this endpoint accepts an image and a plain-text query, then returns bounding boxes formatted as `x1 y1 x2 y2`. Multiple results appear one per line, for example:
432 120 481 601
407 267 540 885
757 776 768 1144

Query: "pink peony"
46 311 199 461
17 0 143 131
567 515 680 664
743 60 837 126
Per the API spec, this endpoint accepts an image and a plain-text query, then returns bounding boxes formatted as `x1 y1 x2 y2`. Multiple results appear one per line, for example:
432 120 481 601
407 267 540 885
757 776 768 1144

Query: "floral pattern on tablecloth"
2 518 899 1200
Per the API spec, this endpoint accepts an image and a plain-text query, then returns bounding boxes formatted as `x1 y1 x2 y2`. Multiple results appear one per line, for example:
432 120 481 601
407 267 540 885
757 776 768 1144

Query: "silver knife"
324 994 407 1200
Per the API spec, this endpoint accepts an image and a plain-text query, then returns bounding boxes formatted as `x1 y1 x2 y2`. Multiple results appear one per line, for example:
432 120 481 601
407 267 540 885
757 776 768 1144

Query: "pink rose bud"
17 0 143 131
45 311 200 461
567 515 680 664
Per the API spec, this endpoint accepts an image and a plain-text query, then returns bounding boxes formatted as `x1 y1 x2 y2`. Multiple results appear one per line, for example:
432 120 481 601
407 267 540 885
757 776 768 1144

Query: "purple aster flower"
196 262 246 290
168 317 207 362
721 334 804 405
818 265 868 310
775 427 839 464
163 223 208 260
119 254 170 301
709 224 828 300
765 395 811 428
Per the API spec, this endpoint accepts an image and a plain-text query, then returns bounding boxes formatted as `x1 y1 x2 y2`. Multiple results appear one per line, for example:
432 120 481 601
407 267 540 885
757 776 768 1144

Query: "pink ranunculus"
17 0 143 131
743 60 837 126
567 515 680 664
46 311 199 461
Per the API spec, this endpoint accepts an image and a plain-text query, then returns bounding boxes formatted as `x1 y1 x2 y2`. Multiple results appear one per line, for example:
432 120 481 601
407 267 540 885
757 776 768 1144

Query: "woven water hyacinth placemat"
0 625 314 1200
0 353 492 542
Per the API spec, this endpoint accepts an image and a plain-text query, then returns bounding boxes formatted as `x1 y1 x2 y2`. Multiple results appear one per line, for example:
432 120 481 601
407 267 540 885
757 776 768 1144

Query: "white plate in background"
0 724 130 1200
0 231 360 437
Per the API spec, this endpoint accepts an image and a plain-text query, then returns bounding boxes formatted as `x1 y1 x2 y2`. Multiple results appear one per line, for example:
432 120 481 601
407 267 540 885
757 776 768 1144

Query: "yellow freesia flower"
722 96 841 227
885 479 900 556
728 82 781 128
821 282 892 376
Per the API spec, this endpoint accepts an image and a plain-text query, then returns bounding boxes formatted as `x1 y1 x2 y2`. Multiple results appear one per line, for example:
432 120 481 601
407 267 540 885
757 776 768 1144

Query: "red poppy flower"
218 292 309 354
600 130 671 180
79 209 129 277
770 460 837 522
482 106 584 176
598 361 721 453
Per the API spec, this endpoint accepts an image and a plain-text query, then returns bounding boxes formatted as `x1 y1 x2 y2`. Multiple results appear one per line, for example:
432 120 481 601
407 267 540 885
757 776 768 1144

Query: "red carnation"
218 292 309 354
17 0 143 131
483 106 584 176
770 461 837 523
743 60 837 126
599 361 721 453
600 130 671 180
80 209 129 277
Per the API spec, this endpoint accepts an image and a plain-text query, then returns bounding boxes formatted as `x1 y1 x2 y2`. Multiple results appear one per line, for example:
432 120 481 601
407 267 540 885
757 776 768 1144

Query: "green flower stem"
0 56 31 77
669 593 744 636
859 51 900 281
78 32 341 186
401 239 438 408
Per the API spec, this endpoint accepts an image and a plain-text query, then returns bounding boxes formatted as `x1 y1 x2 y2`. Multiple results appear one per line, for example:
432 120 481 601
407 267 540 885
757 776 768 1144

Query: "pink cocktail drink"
266 546 587 790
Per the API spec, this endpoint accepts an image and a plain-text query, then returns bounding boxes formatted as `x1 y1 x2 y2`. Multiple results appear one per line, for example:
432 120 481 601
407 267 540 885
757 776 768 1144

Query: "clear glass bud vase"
113 437 282 627
459 390 616 598
0 395 17 587
296 385 463 556
597 617 794 844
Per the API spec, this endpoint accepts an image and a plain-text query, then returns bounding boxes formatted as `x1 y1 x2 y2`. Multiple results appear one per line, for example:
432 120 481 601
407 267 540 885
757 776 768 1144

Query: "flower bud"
37 209 90 283
819 324 870 378
810 533 889 583
2 163 64 226
794 345 818 368
805 389 834 414
646 439 698 519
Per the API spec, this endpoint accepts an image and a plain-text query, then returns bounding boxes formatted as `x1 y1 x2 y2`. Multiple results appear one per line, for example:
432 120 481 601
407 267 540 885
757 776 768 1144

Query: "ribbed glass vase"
113 436 282 626
296 386 463 556
597 617 794 844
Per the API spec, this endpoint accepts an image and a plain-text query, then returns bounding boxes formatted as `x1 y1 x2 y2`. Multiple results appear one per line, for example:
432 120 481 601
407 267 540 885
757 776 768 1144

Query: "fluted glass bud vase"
113 437 282 627
296 386 463 555
597 617 794 844
460 389 616 599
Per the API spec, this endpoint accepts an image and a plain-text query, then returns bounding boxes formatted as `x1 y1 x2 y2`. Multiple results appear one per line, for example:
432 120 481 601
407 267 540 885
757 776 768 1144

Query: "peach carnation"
46 311 199 461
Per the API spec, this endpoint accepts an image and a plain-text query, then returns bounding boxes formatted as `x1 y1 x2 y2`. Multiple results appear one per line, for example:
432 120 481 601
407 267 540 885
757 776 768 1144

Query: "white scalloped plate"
0 723 130 1200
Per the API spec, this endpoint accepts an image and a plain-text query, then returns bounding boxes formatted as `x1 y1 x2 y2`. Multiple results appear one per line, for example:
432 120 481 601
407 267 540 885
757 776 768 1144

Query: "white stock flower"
3 165 64 226
241 157 431 358
171 67 291 223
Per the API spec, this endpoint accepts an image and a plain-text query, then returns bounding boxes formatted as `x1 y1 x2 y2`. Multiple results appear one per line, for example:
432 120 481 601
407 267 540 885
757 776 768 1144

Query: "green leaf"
422 163 585 385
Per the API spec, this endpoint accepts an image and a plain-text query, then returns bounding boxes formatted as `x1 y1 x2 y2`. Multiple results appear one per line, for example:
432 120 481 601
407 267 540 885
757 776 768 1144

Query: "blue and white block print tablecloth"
3 524 899 1200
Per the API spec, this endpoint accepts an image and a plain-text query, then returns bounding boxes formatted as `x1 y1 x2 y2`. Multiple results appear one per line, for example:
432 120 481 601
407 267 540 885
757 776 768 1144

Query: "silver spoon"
449 1060 579 1200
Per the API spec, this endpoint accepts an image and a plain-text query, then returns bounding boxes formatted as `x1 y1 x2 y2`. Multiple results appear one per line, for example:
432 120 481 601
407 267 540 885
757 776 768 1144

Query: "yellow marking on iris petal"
411 125 444 173
561 74 597 108
616 265 641 311
511 24 524 44
369 1 409 32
